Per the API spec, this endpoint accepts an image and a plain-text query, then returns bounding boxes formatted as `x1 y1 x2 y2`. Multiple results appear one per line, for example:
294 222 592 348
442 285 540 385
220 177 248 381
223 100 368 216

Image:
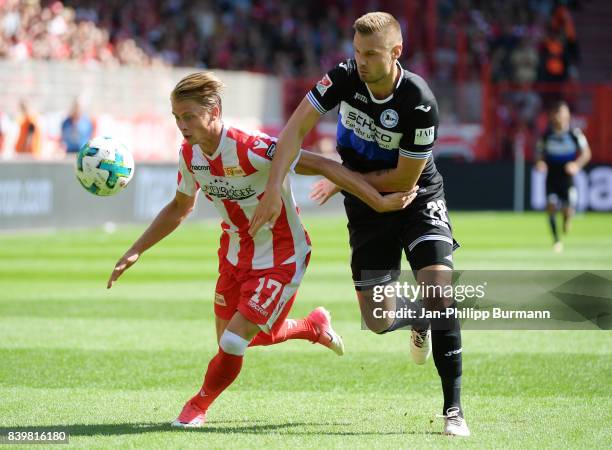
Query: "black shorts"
546 173 577 208
344 192 460 291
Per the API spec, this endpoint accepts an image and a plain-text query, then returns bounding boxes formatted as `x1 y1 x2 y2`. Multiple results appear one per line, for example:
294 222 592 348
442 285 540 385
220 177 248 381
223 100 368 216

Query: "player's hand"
249 190 282 236
535 161 547 172
107 249 140 289
565 161 579 176
310 178 341 205
377 186 419 212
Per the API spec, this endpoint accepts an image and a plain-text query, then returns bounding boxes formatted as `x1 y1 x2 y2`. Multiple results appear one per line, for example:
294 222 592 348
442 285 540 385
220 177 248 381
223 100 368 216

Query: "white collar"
198 122 228 160
365 60 404 104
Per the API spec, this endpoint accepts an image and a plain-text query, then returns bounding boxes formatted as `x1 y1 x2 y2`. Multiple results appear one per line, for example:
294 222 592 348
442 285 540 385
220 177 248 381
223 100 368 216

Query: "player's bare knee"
218 329 250 356
356 289 394 334
418 265 453 310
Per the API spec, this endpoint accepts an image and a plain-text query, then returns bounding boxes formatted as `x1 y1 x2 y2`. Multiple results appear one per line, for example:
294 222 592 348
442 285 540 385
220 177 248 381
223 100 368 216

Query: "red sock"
191 348 243 412
249 318 318 347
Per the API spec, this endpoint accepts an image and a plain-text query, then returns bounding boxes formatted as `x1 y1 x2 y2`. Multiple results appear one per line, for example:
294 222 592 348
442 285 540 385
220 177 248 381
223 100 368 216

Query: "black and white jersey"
536 127 588 179
306 59 444 194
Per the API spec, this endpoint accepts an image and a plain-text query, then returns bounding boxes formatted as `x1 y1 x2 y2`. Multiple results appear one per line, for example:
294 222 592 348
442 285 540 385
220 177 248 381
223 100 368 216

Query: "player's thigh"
546 176 566 211
347 215 403 291
346 216 403 332
225 310 263 341
238 254 309 334
214 260 242 323
400 197 458 272
561 186 577 212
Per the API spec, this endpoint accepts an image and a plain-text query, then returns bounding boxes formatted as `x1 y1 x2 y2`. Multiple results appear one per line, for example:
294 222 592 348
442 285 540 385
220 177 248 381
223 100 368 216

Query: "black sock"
548 214 559 242
431 306 463 414
380 296 429 333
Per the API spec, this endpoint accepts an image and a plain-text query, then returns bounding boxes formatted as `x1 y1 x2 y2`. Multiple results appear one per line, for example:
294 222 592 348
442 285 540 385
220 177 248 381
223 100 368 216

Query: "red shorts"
214 252 310 333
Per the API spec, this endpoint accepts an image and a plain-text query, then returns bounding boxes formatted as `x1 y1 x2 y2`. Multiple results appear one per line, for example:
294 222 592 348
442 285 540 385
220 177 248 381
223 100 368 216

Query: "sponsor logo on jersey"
354 92 368 103
543 136 578 156
223 166 246 177
380 109 399 128
191 165 210 171
415 104 432 112
414 126 435 146
266 143 276 159
214 292 226 306
202 180 256 200
316 74 333 96
339 102 401 150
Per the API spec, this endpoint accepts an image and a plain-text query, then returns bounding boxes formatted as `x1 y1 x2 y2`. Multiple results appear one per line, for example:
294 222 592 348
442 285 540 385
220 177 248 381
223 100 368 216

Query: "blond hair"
353 11 401 40
171 71 224 114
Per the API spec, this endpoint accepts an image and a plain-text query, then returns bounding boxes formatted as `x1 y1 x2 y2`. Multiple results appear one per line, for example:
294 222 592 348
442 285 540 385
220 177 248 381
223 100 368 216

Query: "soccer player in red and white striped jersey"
107 72 417 428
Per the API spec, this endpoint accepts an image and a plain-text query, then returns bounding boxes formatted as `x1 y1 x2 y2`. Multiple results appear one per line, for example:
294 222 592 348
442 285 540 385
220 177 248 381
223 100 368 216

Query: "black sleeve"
306 60 352 114
398 102 439 160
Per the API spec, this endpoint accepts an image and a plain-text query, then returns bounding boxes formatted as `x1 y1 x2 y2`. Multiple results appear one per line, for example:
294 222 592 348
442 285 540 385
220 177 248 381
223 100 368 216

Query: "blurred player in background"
107 72 416 428
536 100 591 252
251 12 469 436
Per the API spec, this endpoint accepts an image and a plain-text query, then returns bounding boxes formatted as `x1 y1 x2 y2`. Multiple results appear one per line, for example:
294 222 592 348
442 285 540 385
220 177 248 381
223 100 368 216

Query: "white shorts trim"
353 273 394 288
407 234 453 252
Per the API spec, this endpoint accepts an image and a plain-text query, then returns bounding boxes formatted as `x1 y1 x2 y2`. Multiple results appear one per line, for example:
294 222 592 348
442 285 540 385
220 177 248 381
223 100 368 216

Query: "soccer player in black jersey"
250 12 469 436
535 100 591 252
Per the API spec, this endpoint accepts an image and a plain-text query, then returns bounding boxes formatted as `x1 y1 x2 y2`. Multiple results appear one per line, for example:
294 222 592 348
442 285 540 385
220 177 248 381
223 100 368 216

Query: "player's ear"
391 43 402 60
209 104 221 122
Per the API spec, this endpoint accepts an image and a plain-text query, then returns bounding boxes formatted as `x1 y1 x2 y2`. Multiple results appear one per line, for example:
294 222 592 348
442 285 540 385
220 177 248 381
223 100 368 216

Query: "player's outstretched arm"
107 191 196 288
249 98 321 236
295 150 418 212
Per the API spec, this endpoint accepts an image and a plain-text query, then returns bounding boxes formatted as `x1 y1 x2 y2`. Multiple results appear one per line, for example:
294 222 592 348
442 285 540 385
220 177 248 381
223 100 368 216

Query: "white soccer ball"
75 136 135 196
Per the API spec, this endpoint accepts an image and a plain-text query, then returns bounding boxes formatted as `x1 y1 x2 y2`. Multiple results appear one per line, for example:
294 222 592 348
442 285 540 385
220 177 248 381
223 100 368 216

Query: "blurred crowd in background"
0 0 589 159
1 0 581 81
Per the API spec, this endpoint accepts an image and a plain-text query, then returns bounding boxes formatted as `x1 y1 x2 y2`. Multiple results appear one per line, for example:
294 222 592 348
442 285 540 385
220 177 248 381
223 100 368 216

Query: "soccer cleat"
307 307 345 356
410 327 431 364
553 241 564 253
171 399 207 428
438 406 471 437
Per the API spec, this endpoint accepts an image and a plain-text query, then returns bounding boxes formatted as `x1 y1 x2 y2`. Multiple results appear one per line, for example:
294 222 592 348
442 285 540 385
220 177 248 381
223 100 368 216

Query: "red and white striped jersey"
177 124 311 270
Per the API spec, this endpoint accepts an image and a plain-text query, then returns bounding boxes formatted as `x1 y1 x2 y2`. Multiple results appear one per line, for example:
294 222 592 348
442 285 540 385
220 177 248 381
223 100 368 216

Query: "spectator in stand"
511 35 539 83
551 0 579 72
15 99 41 157
538 25 570 82
61 98 94 153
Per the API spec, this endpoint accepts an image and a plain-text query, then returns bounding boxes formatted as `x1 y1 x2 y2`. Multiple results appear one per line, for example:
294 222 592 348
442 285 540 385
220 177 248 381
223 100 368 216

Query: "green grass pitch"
1 212 610 448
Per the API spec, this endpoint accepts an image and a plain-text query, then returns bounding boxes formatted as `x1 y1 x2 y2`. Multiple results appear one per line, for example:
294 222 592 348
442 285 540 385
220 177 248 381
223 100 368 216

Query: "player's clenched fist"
107 249 140 289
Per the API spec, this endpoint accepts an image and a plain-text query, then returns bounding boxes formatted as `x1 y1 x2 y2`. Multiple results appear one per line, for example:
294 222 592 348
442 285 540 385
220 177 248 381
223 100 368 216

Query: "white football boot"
438 406 470 437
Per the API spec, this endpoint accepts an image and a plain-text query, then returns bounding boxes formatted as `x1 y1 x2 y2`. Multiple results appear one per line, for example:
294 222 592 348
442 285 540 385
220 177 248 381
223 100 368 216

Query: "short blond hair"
353 11 401 37
171 71 224 113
